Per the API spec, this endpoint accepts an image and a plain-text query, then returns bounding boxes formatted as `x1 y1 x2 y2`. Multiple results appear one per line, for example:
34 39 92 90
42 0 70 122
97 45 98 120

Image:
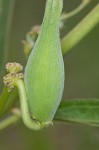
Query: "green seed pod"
24 0 65 125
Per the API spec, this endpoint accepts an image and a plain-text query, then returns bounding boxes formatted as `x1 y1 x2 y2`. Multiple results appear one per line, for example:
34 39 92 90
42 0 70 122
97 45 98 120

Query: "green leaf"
0 0 15 90
55 99 99 126
0 87 18 117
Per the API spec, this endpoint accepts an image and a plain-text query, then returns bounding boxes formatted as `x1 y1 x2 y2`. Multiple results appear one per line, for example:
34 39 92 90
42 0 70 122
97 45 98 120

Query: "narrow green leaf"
0 87 18 117
55 99 99 126
0 0 15 90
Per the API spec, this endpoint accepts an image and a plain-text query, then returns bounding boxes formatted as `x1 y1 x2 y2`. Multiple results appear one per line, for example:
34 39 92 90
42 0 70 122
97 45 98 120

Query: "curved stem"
61 4 99 56
15 79 44 130
60 0 90 21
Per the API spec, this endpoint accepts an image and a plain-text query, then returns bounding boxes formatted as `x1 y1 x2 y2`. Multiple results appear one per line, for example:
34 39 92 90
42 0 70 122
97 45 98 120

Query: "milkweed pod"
24 0 65 125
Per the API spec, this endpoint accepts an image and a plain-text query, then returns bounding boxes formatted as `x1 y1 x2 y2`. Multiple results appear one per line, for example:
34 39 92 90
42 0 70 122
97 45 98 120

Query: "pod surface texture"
24 0 65 123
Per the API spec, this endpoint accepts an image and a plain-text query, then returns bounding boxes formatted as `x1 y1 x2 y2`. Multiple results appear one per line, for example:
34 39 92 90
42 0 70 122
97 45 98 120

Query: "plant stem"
0 114 20 130
61 4 99 56
60 0 90 21
15 79 45 130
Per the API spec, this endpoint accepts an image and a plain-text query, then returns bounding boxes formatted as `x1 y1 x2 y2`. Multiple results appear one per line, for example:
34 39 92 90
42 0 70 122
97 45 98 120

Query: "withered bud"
31 25 41 35
23 25 41 58
3 73 24 92
4 62 24 92
6 62 23 74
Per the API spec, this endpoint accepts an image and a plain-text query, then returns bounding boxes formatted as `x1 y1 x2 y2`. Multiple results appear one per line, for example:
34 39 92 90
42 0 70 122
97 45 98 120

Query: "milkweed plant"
0 0 99 130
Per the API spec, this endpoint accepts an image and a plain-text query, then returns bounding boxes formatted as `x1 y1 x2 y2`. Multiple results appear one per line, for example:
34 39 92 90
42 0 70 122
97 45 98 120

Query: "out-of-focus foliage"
0 0 15 91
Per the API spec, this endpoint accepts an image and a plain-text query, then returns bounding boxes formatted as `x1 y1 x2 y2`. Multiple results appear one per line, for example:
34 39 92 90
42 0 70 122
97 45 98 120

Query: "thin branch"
61 4 99 56
60 0 90 21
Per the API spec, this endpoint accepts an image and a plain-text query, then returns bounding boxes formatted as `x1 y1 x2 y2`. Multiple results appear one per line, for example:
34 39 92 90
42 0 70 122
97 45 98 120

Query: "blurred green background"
0 0 99 150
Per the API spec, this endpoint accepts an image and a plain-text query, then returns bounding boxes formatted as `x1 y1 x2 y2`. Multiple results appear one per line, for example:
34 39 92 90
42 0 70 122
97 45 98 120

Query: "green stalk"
61 4 99 56
15 79 45 130
60 0 90 21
